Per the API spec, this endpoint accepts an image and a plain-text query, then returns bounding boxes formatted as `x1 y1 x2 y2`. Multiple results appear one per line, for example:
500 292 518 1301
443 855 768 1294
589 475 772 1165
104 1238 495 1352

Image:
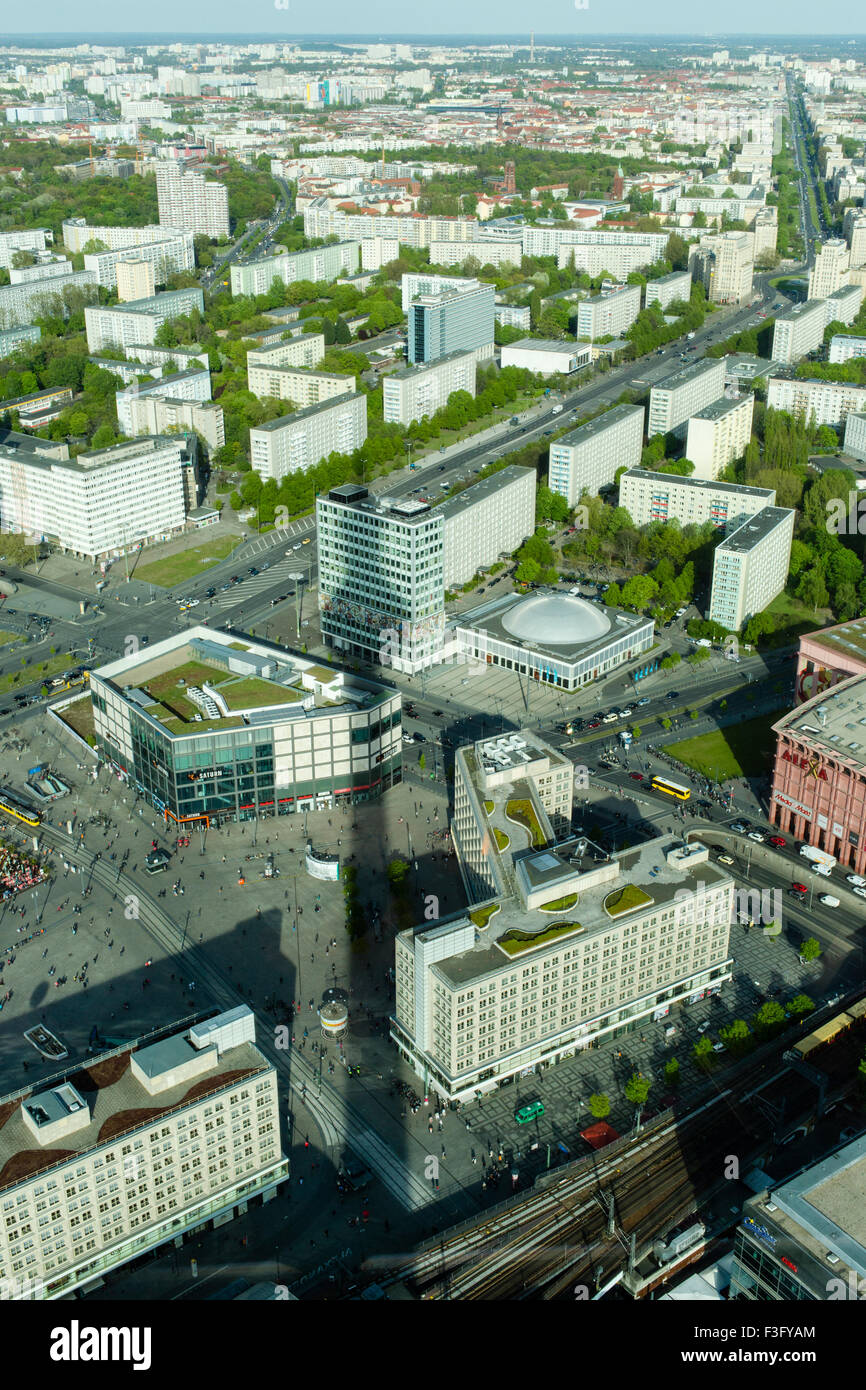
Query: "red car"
792 882 808 895
587 720 601 729
629 772 644 781
769 835 786 848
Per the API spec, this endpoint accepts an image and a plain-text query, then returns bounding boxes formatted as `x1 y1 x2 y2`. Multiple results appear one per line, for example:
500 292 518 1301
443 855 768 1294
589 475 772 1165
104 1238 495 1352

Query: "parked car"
730 822 748 834
768 835 786 848
748 831 764 842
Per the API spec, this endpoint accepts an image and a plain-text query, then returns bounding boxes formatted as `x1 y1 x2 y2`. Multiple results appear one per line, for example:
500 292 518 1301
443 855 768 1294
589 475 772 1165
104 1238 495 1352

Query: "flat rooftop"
652 357 725 393
750 1135 866 1280
324 484 440 527
457 588 653 664
623 469 773 500
506 337 585 353
799 616 866 667
421 833 732 987
773 673 866 764
388 348 474 381
691 393 753 421
437 465 532 517
0 1025 268 1192
716 505 792 553
251 392 361 431
774 298 826 326
552 402 644 449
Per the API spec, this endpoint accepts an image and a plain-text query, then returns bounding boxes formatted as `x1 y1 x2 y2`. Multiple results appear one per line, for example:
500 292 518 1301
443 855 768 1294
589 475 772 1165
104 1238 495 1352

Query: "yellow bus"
651 776 691 801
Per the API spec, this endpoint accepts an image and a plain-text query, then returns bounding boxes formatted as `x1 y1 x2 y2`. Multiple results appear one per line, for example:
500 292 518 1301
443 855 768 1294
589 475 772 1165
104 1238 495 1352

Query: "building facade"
155 162 230 239
0 1006 288 1301
576 284 642 340
84 289 204 353
245 333 325 379
708 505 795 630
691 231 755 304
829 335 866 364
685 394 755 479
247 365 353 408
115 259 156 302
439 466 536 587
620 470 774 532
0 435 186 560
126 395 225 454
317 485 445 673
83 234 195 291
407 282 495 366
383 350 476 426
549 403 645 507
647 358 727 438
230 242 360 296
116 368 211 437
771 300 831 364
766 376 866 428
808 238 851 300
645 270 692 312
499 340 592 376
92 627 402 819
793 616 866 706
248 393 367 480
843 410 866 461
0 271 99 330
0 324 40 356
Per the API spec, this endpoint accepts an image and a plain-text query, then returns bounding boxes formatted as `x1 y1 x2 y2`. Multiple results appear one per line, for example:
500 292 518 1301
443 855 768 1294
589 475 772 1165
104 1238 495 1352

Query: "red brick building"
769 674 866 874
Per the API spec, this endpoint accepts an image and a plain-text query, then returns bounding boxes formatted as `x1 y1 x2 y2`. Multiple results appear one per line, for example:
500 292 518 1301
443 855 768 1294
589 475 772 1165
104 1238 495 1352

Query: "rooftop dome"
502 593 612 646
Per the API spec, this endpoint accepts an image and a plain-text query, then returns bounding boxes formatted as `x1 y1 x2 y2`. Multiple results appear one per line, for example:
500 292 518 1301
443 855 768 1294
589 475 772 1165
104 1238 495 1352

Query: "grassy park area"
667 709 787 782
135 535 238 587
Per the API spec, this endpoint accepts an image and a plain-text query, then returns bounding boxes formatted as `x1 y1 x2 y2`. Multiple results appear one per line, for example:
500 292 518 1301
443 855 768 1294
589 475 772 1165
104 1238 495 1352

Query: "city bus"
651 776 691 802
0 787 42 827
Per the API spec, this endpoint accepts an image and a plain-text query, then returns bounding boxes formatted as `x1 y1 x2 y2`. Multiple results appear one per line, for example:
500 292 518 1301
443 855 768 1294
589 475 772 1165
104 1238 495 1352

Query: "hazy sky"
7 1 864 37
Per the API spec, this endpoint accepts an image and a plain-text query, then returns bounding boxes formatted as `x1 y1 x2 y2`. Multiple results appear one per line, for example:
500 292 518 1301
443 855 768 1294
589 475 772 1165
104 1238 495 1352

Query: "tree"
588 1093 610 1120
692 1035 714 1069
754 1001 787 1037
796 567 830 615
624 1072 650 1107
386 858 409 886
786 993 815 1020
664 1058 680 1087
720 1019 752 1055
799 937 821 962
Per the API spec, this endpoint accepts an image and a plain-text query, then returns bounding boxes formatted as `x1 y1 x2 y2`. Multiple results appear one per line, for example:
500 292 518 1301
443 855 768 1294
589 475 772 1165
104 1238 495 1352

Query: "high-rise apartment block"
0 271 99 329
829 334 866 364
548 403 644 506
0 435 187 560
245 333 325 379
644 270 692 312
81 233 195 291
407 281 495 366
772 299 830 364
115 258 156 302
843 410 866 461
383 350 476 426
766 375 866 427
808 238 851 300
438 466 536 587
0 324 40 355
691 231 755 304
249 394 367 481
843 208 866 269
0 1006 288 1300
647 358 727 438
685 394 755 479
246 365 353 408
620 470 774 531
752 207 778 260
126 395 225 455
401 272 480 313
576 284 642 339
116 368 211 436
317 484 445 673
709 506 795 630
230 242 360 296
156 162 230 239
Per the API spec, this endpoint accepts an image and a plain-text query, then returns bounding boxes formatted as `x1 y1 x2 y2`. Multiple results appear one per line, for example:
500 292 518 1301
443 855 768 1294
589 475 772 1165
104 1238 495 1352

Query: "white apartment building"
126 394 225 454
439 466 536 587
83 234 195 291
303 202 479 248
0 1007 287 1300
843 209 866 269
116 367 211 436
645 270 692 312
156 162 230 239
0 227 52 270
557 241 669 278
116 259 156 302
317 484 446 672
230 242 360 296
495 304 531 330
247 365 353 408
499 340 592 377
428 239 522 269
383 350 476 426
0 271 99 330
249 393 367 481
523 226 668 262
709 506 796 631
548 403 644 507
767 375 866 428
245 333 325 377
829 335 866 364
62 219 189 255
0 435 187 560
360 236 399 271
843 410 866 462
576 284 642 339
8 259 72 285
0 324 40 355
619 470 774 532
647 358 727 438
773 298 839 365
691 231 755 304
752 207 779 260
84 289 204 353
685 394 755 479
392 804 733 1103
808 239 851 300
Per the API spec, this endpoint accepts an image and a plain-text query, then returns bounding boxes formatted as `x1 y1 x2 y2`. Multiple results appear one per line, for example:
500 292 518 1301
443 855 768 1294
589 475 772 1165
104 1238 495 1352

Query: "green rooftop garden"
483 799 494 815
469 903 501 929
493 828 510 851
604 884 653 917
498 920 584 956
538 893 579 913
304 664 339 684
505 798 545 848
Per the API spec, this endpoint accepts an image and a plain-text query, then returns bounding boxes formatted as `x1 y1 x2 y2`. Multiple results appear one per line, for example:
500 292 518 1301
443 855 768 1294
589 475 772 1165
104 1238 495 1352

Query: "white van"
819 895 840 908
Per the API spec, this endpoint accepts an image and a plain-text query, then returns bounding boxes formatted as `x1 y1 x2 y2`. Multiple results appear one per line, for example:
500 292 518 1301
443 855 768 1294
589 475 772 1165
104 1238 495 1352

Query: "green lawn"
0 631 18 647
667 708 788 782
0 652 76 695
135 536 238 587
762 590 832 646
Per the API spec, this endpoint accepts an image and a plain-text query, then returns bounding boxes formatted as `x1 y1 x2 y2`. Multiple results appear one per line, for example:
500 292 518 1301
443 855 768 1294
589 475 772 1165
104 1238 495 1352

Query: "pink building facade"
769 675 866 875
795 617 866 705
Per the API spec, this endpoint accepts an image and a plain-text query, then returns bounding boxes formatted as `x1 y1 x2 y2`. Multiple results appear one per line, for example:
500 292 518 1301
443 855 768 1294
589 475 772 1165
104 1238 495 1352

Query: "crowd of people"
0 842 48 901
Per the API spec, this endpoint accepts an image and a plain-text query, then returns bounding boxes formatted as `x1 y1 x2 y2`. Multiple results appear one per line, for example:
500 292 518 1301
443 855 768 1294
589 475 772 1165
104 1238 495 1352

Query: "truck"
652 1220 707 1266
800 846 836 871
686 331 696 340
551 404 563 415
